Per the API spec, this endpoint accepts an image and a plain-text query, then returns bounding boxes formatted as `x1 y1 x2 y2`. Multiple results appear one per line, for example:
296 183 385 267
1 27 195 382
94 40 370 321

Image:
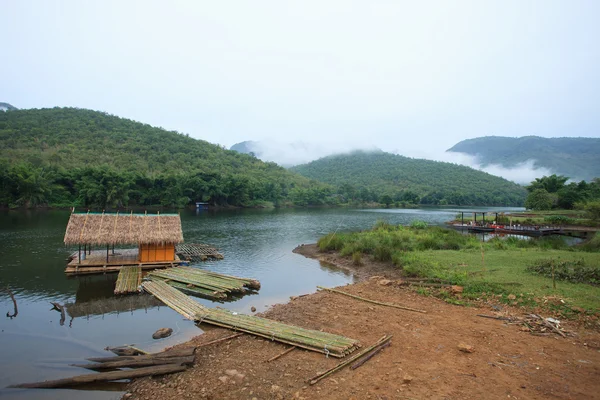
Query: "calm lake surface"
0 206 520 399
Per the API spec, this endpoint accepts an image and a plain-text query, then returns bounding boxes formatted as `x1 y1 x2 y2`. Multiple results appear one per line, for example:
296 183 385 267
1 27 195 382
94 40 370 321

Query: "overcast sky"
2 1 599 162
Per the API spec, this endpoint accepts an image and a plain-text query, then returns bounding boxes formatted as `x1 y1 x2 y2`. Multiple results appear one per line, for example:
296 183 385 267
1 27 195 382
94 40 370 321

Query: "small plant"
352 251 363 266
410 220 428 229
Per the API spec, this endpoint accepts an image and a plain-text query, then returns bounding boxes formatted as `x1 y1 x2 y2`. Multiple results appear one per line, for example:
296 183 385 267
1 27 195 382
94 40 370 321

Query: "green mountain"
447 136 600 181
0 108 335 208
290 150 527 206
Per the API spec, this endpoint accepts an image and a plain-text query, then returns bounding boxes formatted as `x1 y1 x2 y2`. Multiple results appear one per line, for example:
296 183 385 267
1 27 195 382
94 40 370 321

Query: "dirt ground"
126 245 600 400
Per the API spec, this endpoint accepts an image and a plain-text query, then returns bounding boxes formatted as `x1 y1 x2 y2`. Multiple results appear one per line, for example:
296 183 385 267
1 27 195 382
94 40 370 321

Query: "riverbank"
125 244 600 400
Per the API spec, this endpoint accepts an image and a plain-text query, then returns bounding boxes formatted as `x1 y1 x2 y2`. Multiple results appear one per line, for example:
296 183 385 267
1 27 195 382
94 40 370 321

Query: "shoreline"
125 244 600 400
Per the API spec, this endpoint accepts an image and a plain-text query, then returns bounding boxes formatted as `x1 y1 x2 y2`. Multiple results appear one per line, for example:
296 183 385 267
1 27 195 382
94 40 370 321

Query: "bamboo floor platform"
141 280 360 357
114 266 142 295
65 248 183 275
176 243 224 261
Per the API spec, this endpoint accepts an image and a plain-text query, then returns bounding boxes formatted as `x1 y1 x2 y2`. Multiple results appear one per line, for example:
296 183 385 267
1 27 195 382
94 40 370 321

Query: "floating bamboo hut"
64 211 185 274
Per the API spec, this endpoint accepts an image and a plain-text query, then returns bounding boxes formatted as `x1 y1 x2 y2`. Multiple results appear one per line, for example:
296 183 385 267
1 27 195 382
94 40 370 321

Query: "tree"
527 174 568 193
379 194 393 207
586 201 600 221
525 189 554 210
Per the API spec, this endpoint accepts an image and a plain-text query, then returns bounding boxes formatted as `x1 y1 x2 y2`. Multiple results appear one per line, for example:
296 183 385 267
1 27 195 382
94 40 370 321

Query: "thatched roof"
64 213 184 246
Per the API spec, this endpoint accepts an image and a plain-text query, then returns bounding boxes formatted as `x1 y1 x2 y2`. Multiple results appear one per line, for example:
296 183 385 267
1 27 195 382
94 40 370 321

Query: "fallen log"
350 340 390 370
87 346 195 363
309 335 392 385
194 333 244 349
317 286 426 314
9 364 187 389
72 355 195 371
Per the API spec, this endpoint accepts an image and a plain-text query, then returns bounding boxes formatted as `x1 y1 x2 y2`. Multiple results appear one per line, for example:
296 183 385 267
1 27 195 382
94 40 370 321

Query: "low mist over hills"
447 136 600 181
290 150 527 206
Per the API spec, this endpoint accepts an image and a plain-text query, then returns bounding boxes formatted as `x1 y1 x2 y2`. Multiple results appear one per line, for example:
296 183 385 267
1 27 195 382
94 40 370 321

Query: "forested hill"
290 151 527 206
447 136 600 181
0 108 335 208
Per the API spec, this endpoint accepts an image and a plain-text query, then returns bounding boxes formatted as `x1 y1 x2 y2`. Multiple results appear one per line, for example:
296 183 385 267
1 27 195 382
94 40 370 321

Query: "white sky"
1 1 599 163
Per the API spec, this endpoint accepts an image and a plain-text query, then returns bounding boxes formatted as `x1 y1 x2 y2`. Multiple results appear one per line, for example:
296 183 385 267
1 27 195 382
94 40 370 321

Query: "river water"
0 206 519 399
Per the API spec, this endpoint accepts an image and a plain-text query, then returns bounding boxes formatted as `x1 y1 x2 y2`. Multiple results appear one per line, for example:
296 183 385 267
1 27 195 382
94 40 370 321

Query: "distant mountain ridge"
229 140 380 167
447 136 600 181
0 102 17 111
290 150 527 206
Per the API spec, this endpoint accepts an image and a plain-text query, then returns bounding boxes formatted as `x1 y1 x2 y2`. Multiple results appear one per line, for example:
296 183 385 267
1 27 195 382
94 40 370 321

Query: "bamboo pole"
308 335 392 385
317 286 426 314
267 346 296 362
350 340 390 370
194 333 244 349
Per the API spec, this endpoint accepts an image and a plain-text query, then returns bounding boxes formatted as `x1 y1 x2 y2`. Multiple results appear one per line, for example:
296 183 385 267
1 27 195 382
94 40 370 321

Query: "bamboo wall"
138 243 175 262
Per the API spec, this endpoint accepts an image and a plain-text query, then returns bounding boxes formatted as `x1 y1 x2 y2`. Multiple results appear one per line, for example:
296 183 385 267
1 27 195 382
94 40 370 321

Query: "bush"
543 215 574 225
527 258 600 285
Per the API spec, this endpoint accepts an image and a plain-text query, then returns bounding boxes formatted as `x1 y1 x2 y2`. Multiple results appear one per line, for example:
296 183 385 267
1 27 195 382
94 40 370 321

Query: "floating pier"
141 280 360 358
176 243 224 261
114 266 142 295
147 266 259 301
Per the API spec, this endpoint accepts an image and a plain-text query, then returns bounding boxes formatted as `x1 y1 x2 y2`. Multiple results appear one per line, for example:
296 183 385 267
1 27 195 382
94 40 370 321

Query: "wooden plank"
86 347 195 363
8 364 187 389
72 355 194 370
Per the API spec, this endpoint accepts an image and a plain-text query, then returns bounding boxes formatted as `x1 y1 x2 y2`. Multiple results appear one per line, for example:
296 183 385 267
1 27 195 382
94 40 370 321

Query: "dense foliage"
447 136 600 181
0 108 338 208
524 174 600 212
291 150 527 206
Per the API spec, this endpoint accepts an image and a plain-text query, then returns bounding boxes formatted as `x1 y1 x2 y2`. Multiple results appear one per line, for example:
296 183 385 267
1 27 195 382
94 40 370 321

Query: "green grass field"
414 249 599 311
318 222 600 313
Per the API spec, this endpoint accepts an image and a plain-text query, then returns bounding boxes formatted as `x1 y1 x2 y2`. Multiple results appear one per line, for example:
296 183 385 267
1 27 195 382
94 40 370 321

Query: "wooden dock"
175 244 224 261
114 266 142 295
141 281 360 357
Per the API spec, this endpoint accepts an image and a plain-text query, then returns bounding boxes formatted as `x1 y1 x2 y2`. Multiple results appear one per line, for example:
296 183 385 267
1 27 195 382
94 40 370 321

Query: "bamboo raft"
141 281 360 358
176 243 224 261
147 266 260 300
114 266 142 295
